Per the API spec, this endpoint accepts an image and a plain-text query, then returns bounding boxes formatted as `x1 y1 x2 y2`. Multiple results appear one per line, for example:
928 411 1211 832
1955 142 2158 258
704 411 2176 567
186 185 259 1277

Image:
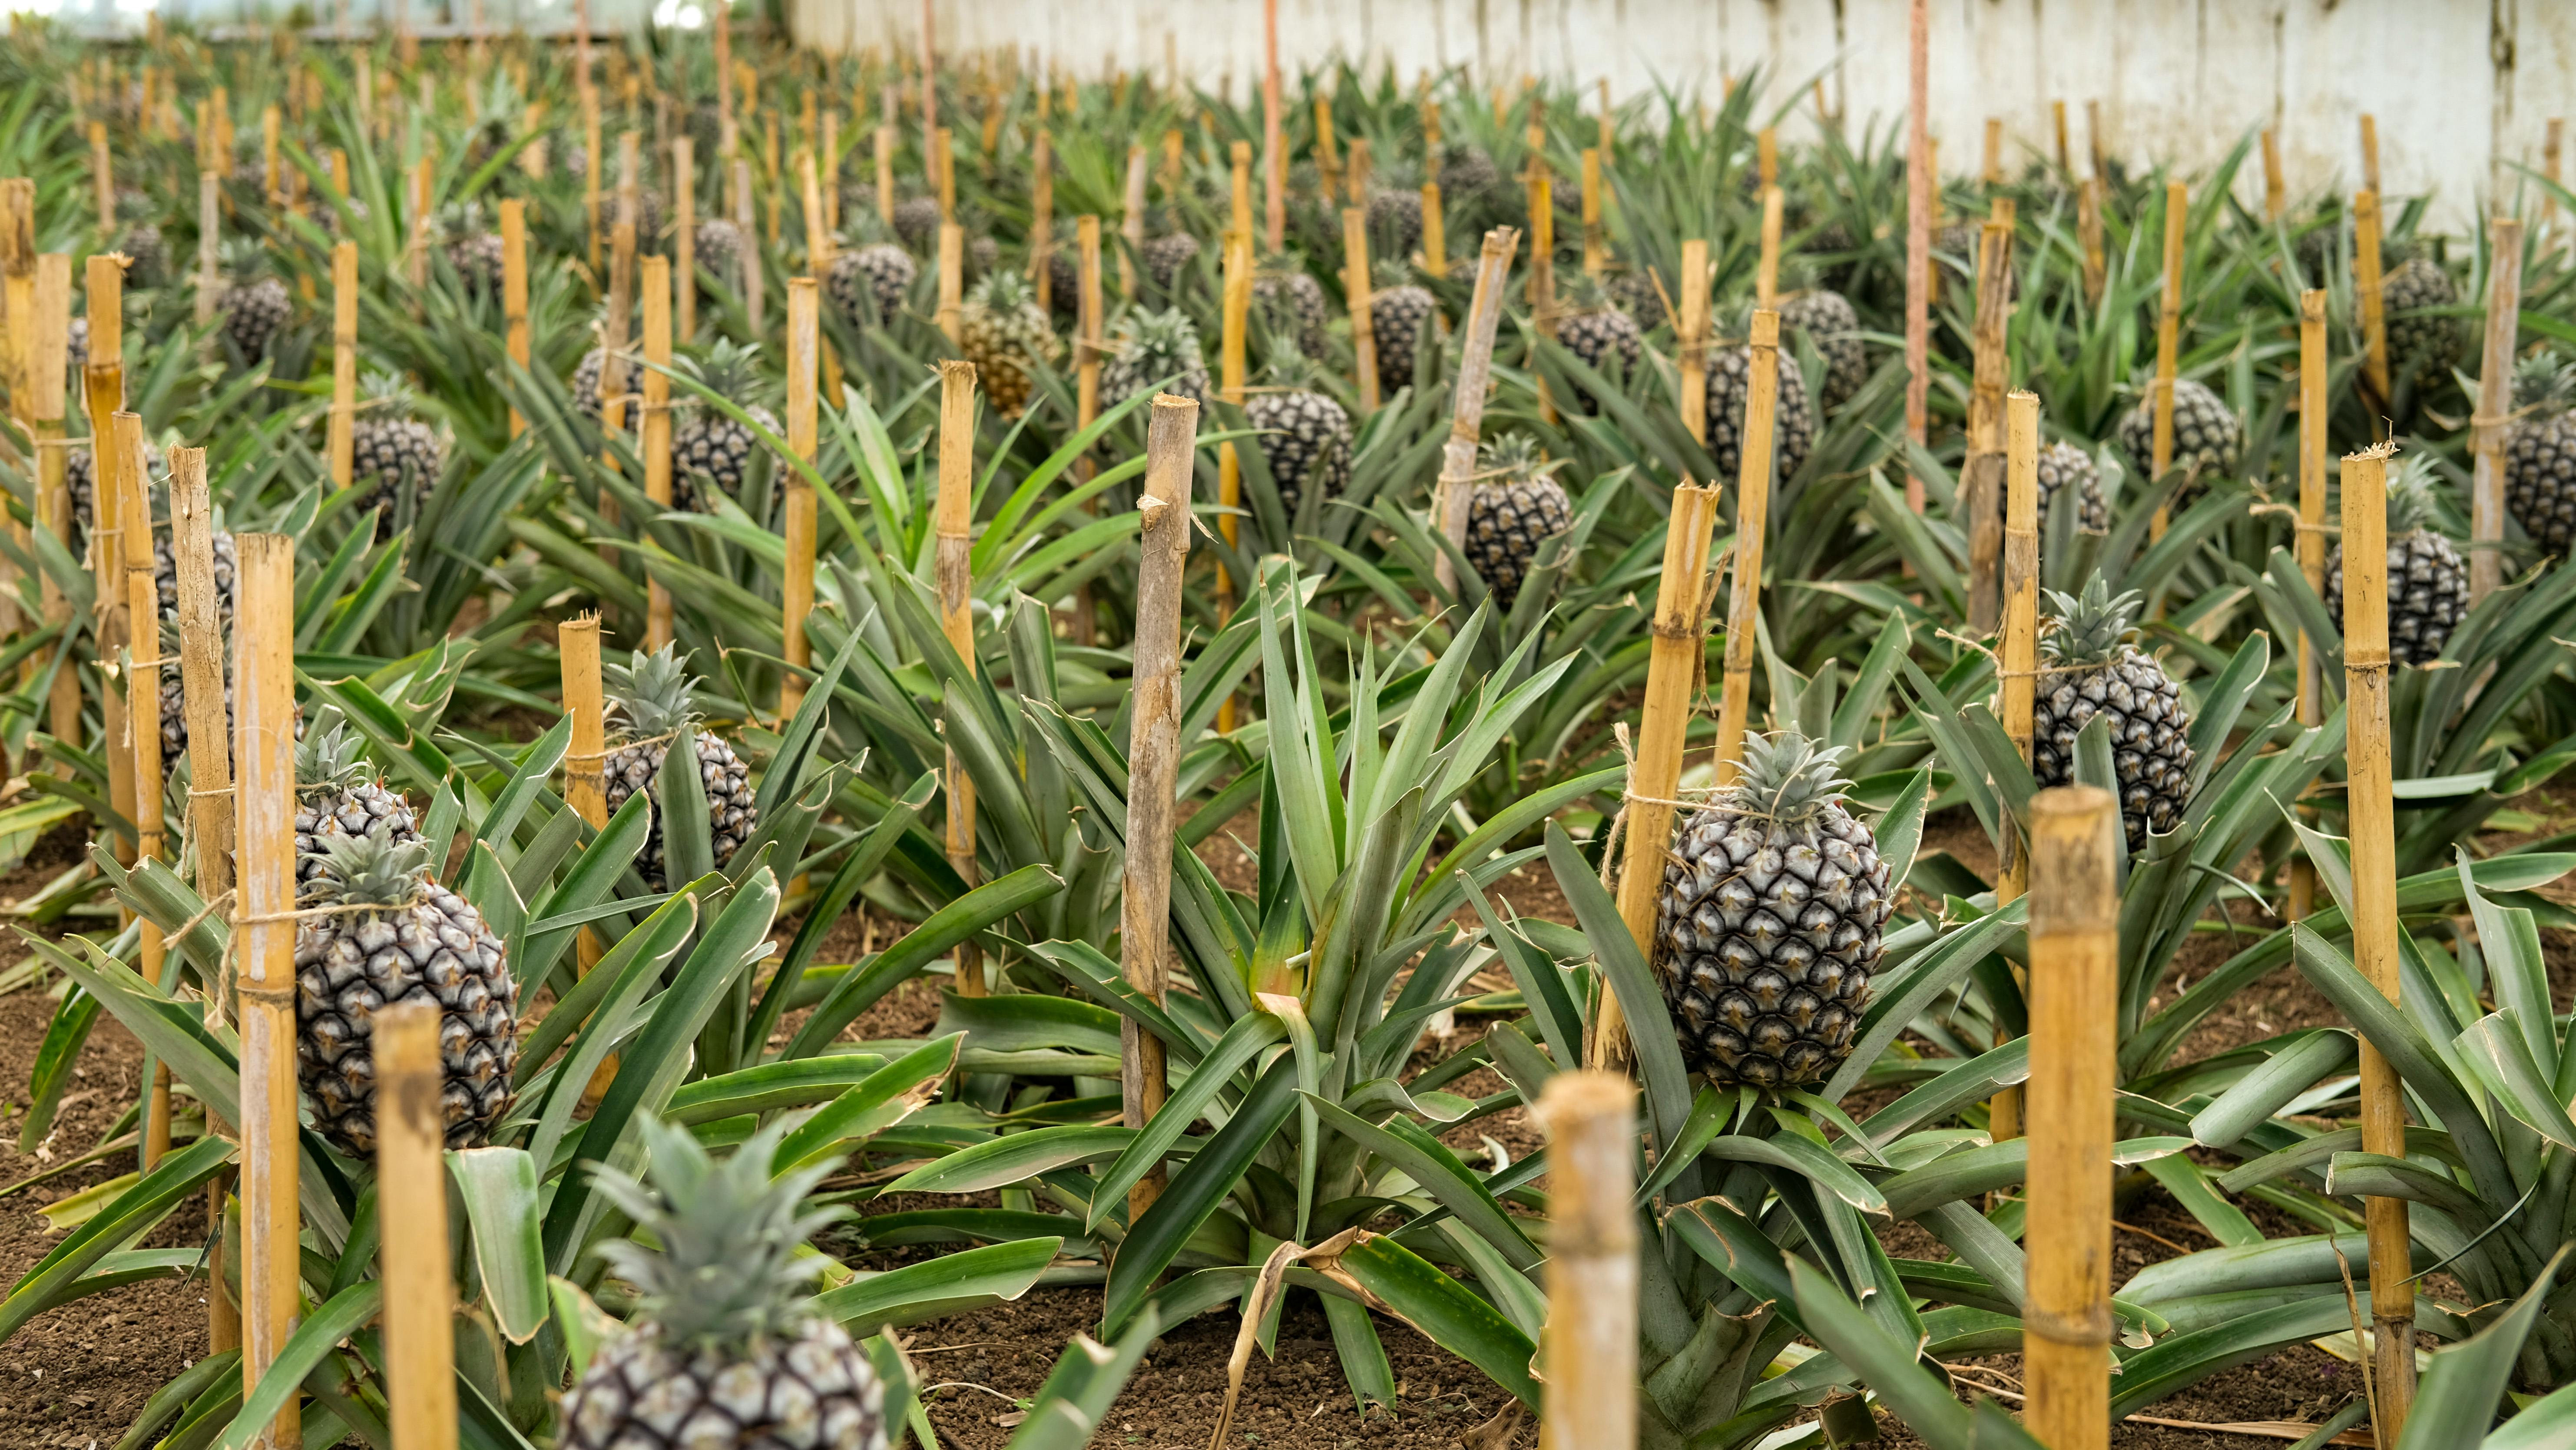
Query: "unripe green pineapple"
2381 258 2460 387
2031 579 2195 850
1368 262 1438 398
2504 352 2576 559
1463 433 1573 609
216 239 291 360
671 341 782 511
1704 343 1816 487
2328 454 2467 665
294 827 517 1158
562 1116 887 1450
1101 307 1211 405
958 268 1058 418
348 371 448 526
2117 377 2239 483
295 722 424 894
1254 265 1330 358
602 646 760 891
1246 338 1352 531
1556 273 1643 415
1655 733 1891 1089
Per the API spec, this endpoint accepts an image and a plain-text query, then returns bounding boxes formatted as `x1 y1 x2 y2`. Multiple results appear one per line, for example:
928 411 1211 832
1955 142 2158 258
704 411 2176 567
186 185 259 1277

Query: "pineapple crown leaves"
2039 578 2147 665
1258 331 1326 390
1475 432 1566 487
2512 351 2576 414
295 722 380 800
602 643 704 739
1715 732 1859 834
1559 268 1622 317
2385 452 2452 537
302 824 437 911
1111 307 1205 369
588 1113 849 1356
1368 256 1419 294
967 264 1041 315
679 338 771 407
358 368 419 412
217 237 272 282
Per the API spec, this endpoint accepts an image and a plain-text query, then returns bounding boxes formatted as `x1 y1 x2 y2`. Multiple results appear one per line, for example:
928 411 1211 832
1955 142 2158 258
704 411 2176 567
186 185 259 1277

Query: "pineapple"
2116 377 2239 483
118 225 166 288
1368 263 1438 398
1609 268 1665 331
1655 733 1891 1089
1779 289 1867 411
441 204 506 295
1367 185 1424 263
828 240 917 327
693 218 745 285
958 268 1058 418
967 232 1001 280
601 646 761 892
1045 223 1083 321
2031 580 2196 851
2506 353 2576 559
295 722 424 893
2034 442 2109 532
1463 433 1574 609
1254 265 1330 359
891 195 942 253
155 527 238 631
671 341 783 511
1556 274 1643 414
294 828 517 1159
1437 144 1500 207
1705 343 1816 487
572 343 607 421
2382 257 2461 387
1100 308 1211 405
561 1115 887 1450
348 371 447 527
216 240 291 360
1141 227 1201 292
841 181 878 223
1245 338 1352 529
2328 455 2467 665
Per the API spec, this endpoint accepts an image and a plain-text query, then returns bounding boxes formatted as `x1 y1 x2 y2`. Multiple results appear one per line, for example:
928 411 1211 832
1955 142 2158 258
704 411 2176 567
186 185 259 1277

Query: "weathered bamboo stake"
1342 207 1378 412
642 256 676 652
1345 136 1371 207
2546 120 2564 245
2261 129 2285 221
917 0 937 139
674 137 696 340
1592 477 1723 1071
2052 100 2069 172
934 126 956 224
1537 1071 1637 1450
875 123 897 226
1527 116 1556 426
560 617 607 983
2341 443 2416 1437
2354 189 2392 414
582 83 603 270
502 202 528 437
936 361 983 1001
1904 0 1930 513
1755 185 1783 309
781 278 818 721
1982 116 2003 185
1262 0 1282 250
1030 129 1053 310
235 532 301 1450
1714 309 1784 785
31 256 75 751
1432 228 1520 599
2076 176 2106 307
2149 180 2187 540
1678 238 1709 444
1215 227 1250 730
1420 177 1446 278
328 242 357 488
1163 127 1185 198
85 256 134 860
1964 219 2013 633
2287 289 2328 926
733 160 764 328
89 122 112 238
1755 127 1777 191
117 414 170 1170
1076 214 1103 456
1580 148 1604 277
1120 392 1200 1222
375 999 459 1450
1117 145 1148 300
1985 389 2045 1149
2468 217 2522 606
935 222 964 344
2360 114 2381 196
2021 784 2119 1450
1313 93 1341 204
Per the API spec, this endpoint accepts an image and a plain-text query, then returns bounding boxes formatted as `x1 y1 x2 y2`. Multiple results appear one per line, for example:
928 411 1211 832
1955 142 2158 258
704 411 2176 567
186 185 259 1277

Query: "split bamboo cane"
2288 290 2329 925
1755 186 1782 308
31 255 76 755
937 360 983 996
2148 182 2187 547
2262 129 2285 222
330 241 356 487
117 414 169 1170
1119 145 1147 299
1432 229 1520 599
734 160 763 328
1987 391 2043 1145
1030 130 1053 311
643 256 675 651
90 122 112 238
561 615 606 982
1964 219 2012 633
1343 207 1377 411
2021 785 2119 1450
1713 309 1783 785
1903 0 1930 513
936 222 962 344
781 278 818 720
2470 218 2521 606
1580 148 1604 277
502 202 528 437
235 532 301 1450
1420 179 1445 278
1121 392 1200 1222
2355 190 2392 415
377 999 460 1450
2052 101 2069 173
2360 115 2381 196
1536 1072 1637 1450
1678 238 1707 445
84 256 134 860
675 137 696 340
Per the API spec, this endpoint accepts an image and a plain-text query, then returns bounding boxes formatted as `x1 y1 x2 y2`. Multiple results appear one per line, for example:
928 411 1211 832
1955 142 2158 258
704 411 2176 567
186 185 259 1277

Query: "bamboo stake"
2360 114 2381 195
1714 310 1784 785
560 616 606 984
801 151 831 289
2149 180 2187 540
1313 93 1341 204
1755 127 1777 191
1215 227 1250 731
2086 99 2106 182
117 414 169 1170
0 179 26 656
2077 176 2106 305
2470 217 2522 606
2341 443 2415 1438
875 124 896 226
502 202 528 437
1755 186 1782 309
2355 189 2392 414
90 122 112 238
1964 219 2013 633
325 241 357 488
1580 148 1604 277
643 256 675 652
235 532 300 1450
1982 116 2003 185
2052 100 2069 172
2021 784 2119 1450
376 999 459 1450
31 254 76 757
1343 207 1377 412
936 222 963 344
2545 120 2563 245
2261 129 2285 221
1528 114 1556 427
1346 137 1371 207
86 256 133 860
1984 388 2045 1149
1119 145 1147 298
1030 130 1053 311
917 0 937 139
2288 290 2328 925
937 360 983 996
1678 238 1709 444
1433 229 1521 599
1262 0 1282 250
734 160 763 329
674 137 696 340
1537 1071 1636 1450
1121 392 1200 1221
1076 215 1103 450
1420 178 1446 277
582 84 602 271
1904 0 1930 513
782 278 818 720
935 126 956 222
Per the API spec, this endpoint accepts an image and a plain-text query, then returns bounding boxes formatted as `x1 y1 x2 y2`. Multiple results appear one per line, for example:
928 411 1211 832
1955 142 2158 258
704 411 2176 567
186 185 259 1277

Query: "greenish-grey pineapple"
1655 733 1891 1089
2506 352 2576 558
560 1116 887 1450
828 214 917 326
1100 307 1211 404
1780 288 1867 411
294 827 517 1158
2116 377 2239 481
1368 261 1438 397
295 722 424 893
2382 257 2461 386
1245 338 1351 531
602 646 760 892
217 239 291 359
2031 580 2196 850
1705 342 1816 487
2034 442 2109 532
348 371 448 525
1141 222 1202 293
1556 273 1643 414
1463 434 1574 610
958 268 1057 417
1254 264 1330 358
2328 455 2467 665
670 341 782 510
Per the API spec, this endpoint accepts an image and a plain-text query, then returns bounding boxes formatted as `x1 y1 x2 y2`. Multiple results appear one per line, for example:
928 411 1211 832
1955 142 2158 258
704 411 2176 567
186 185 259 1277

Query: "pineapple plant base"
1705 344 1817 487
1779 290 1867 411
1463 433 1573 609
1254 268 1331 358
2117 377 2240 484
348 371 448 525
672 341 783 510
2035 442 2110 532
1245 340 1353 528
602 646 760 892
1655 733 1890 1089
295 722 424 893
959 269 1059 418
828 242 917 327
2328 457 2468 665
2506 354 2576 558
1101 308 1211 405
1369 281 1438 397
2382 258 2461 386
2031 580 2196 851
565 1116 886 1450
294 827 518 1158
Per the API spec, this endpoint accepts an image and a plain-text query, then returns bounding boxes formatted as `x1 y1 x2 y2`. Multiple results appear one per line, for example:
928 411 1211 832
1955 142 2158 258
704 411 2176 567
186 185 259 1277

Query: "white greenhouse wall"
792 0 2576 230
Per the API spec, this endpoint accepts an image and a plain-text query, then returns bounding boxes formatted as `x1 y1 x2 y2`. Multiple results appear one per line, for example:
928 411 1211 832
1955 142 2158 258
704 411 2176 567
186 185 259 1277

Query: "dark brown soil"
1872 1343 2364 1450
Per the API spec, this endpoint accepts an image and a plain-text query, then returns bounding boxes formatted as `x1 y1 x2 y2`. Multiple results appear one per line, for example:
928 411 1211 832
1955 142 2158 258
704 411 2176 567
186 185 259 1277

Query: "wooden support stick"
1537 1072 1636 1450
1528 116 1556 426
2354 189 2392 414
2470 217 2521 606
1982 116 2003 185
1313 93 1341 204
1343 207 1377 411
937 360 982 995
934 126 955 223
118 414 168 1170
502 203 528 437
2288 290 2328 925
1755 185 1783 309
2053 100 2069 172
559 615 606 987
1987 391 2043 1145
781 278 818 719
1713 309 1783 785
1420 178 1446 278
2077 176 2106 306
1119 146 1147 298
330 242 357 488
2360 114 2381 196
1345 136 1371 208
1964 219 2013 633
1216 226 1250 703
642 256 675 651
1030 129 1053 310
85 256 133 858
734 160 763 330
1433 229 1520 599
1262 0 1282 250
2545 120 2564 244
376 1000 459 1450
2262 129 2285 221
1120 392 1200 1221
2341 444 2416 1437
1678 238 1709 445
1904 0 1930 512
1580 148 1604 277
235 532 300 1450
1756 127 1777 190
2022 784 2119 1450
583 84 603 271
1076 216 1103 444
936 222 963 344
31 253 76 756
90 122 112 238
2149 180 2187 540
675 137 696 340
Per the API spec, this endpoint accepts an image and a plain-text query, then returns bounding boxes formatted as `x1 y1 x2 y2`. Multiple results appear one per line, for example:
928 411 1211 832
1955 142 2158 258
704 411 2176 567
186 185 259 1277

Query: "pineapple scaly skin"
1557 284 1644 415
2382 258 2461 386
693 218 745 282
2116 377 2240 483
828 243 917 326
1367 188 1424 262
2034 443 2110 532
1142 232 1202 292
348 375 448 524
2030 581 2196 851
1369 283 1438 397
295 724 425 894
444 231 506 295
1780 290 1867 411
1101 308 1212 405
1254 269 1331 358
1655 734 1891 1089
958 270 1059 418
1704 345 1816 487
563 1323 886 1450
2505 355 2576 558
1608 269 1666 331
572 346 607 421
892 195 941 253
220 275 291 359
669 342 782 510
1463 435 1574 609
601 646 760 892
1246 342 1353 528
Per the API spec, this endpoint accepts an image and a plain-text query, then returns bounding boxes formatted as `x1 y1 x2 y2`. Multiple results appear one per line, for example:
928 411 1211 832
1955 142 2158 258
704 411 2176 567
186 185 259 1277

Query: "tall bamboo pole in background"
118 414 169 1169
503 201 529 437
2360 114 2381 195
377 1000 460 1450
1432 229 1520 599
1987 391 2043 1146
1713 310 1784 785
1342 207 1377 411
734 159 763 329
2470 217 2521 606
2149 180 2187 540
561 617 606 980
2261 129 2285 221
643 255 676 651
1262 0 1282 250
936 222 963 342
2355 190 2392 415
235 533 301 1450
937 360 983 996
83 256 133 863
1076 215 1103 448
31 255 76 755
2288 290 2328 925
1903 0 1930 513
330 241 357 488
781 278 818 719
1537 1072 1638 1450
1677 238 1708 444
1030 129 1054 310
1963 219 2013 632
675 137 697 340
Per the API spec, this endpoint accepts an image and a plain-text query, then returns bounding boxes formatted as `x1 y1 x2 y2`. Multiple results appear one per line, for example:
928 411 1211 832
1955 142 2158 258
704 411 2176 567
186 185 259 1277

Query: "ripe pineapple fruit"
1437 144 1501 206
2382 257 2461 387
671 341 783 511
2034 442 2109 532
1704 343 1816 487
2505 353 2576 559
156 527 238 631
2031 580 2196 851
1369 263 1439 398
1779 289 1868 411
1245 338 1352 529
1101 308 1211 405
295 828 517 1158
561 1115 887 1450
602 646 760 892
828 239 917 327
1655 733 1891 1089
2328 456 2467 664
693 218 745 284
572 342 608 421
1367 185 1424 262
891 195 942 253
441 204 505 295
216 240 291 359
1608 268 1666 331
2116 377 2239 482
958 269 1058 418
1254 266 1330 358
1141 227 1202 293
348 371 448 524
295 722 424 893
1463 434 1574 609
1556 274 1644 414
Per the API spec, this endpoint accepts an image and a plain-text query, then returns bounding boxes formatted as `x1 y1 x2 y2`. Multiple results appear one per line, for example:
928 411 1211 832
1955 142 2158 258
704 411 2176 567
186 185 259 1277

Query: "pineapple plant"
561 1115 887 1450
348 371 448 524
294 827 518 1158
2031 579 2196 851
1141 229 1202 292
115 204 164 288
1368 262 1438 397
2382 256 2461 386
295 722 424 893
1608 267 1665 330
601 645 761 892
1100 307 1211 405
841 180 878 222
2327 455 2467 665
2116 377 2239 481
828 236 917 326
1254 265 1330 358
670 341 783 510
1556 273 1644 413
1704 342 1816 487
1654 732 1891 1088
2034 441 2109 532
155 526 237 630
216 239 291 359
442 203 506 294
958 268 1058 417
1463 433 1574 609
572 342 607 420
1779 288 1867 411
2506 352 2576 558
1366 183 1423 262
693 217 745 283
1245 337 1352 527
1437 143 1500 206
891 194 941 252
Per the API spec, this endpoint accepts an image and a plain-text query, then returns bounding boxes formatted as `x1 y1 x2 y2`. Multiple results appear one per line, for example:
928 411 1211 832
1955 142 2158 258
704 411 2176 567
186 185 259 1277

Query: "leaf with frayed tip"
815 1237 1062 1336
1330 1233 1540 1407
